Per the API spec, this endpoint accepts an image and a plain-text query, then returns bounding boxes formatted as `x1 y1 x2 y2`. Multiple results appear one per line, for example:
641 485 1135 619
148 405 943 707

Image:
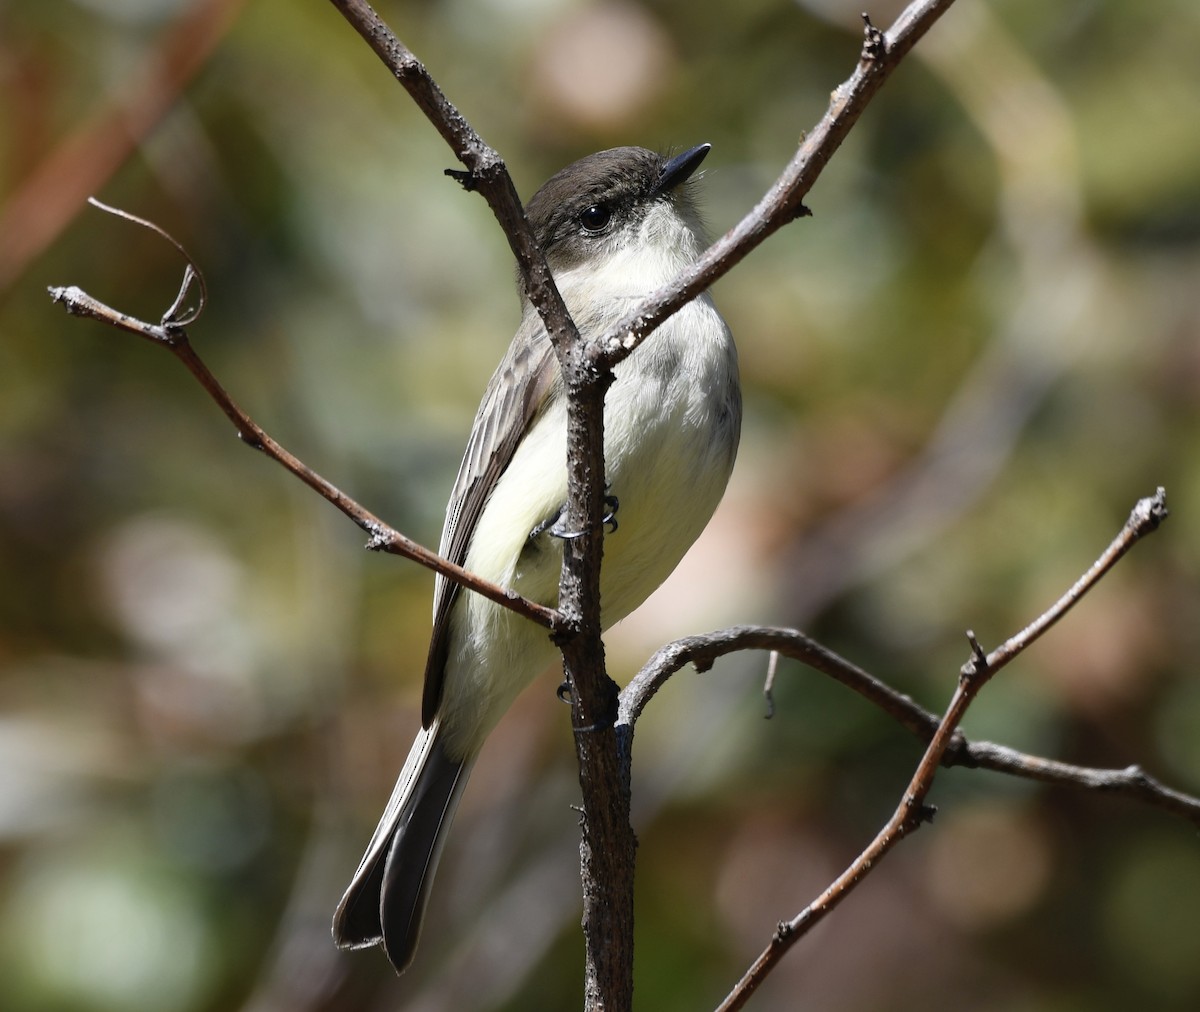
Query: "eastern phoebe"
332 144 741 972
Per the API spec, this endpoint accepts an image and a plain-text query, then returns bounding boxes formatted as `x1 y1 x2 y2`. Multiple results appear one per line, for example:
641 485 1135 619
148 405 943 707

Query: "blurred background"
3 0 1200 1009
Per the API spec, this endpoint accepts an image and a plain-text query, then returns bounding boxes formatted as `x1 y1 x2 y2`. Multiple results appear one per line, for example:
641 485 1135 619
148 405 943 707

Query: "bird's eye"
579 204 612 233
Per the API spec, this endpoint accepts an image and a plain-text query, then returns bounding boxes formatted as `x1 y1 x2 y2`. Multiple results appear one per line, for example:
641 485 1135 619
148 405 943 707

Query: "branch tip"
47 284 83 312
960 629 988 681
1131 487 1169 534
861 13 886 59
763 650 780 719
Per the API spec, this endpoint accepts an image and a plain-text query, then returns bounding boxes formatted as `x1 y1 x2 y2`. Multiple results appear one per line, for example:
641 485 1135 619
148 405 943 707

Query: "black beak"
653 143 711 196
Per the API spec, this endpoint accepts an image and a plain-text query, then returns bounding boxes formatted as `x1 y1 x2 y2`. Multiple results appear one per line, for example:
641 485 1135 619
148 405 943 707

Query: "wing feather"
420 311 560 725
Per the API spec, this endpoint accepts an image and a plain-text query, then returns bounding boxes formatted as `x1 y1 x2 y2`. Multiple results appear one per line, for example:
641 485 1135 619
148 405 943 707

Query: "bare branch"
87 196 207 327
325 0 579 366
325 3 969 1005
47 208 558 633
593 2 959 372
953 744 1200 825
621 625 930 736
713 489 1174 1010
980 487 1168 681
315 25 626 995
620 621 1200 829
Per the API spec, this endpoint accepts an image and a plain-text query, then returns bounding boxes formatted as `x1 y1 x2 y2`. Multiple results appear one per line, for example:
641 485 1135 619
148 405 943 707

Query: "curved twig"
619 618 1200 829
47 206 557 632
712 489 1176 1011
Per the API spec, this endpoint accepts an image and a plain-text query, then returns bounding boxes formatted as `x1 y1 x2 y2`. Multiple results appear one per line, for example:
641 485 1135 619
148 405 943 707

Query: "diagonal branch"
979 487 1168 679
593 1 959 372
46 206 558 633
325 0 579 366
712 489 1174 1010
324 1 969 1007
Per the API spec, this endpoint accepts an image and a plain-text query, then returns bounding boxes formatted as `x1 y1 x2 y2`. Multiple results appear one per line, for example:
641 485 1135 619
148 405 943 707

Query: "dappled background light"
3 1 1200 1010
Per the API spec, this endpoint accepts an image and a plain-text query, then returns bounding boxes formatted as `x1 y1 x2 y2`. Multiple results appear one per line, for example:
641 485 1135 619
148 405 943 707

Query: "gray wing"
421 310 560 726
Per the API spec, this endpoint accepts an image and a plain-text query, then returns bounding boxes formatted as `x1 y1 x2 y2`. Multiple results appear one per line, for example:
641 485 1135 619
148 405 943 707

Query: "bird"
332 143 741 972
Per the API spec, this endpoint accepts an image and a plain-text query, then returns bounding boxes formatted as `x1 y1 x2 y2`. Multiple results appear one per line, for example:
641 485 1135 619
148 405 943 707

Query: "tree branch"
318 19 627 995
46 203 558 633
979 487 1168 680
325 0 579 368
712 488 1174 1010
52 1 1094 1007
621 581 1200 829
591 2 959 373
621 495 1190 817
326 2 970 1007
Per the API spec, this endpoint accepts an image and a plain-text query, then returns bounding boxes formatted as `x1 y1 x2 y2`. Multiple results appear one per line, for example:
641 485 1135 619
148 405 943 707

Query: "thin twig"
86 197 207 327
621 626 927 735
47 209 558 632
955 743 1200 823
591 3 959 373
981 487 1168 679
762 651 780 719
621 620 1200 826
325 0 580 369
712 488 1172 1011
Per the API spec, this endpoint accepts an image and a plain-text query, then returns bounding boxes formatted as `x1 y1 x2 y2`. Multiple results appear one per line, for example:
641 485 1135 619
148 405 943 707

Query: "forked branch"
54 2 1179 1010
711 489 1175 1011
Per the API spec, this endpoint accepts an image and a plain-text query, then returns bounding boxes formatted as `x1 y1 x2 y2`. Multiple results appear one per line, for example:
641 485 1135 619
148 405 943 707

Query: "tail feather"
332 721 472 972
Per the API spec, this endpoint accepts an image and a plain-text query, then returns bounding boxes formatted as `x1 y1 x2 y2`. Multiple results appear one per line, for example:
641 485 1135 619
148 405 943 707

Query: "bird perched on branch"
333 143 741 972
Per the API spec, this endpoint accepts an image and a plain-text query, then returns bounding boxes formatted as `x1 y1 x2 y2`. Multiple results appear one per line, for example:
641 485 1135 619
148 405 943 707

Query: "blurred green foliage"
2 0 1200 1009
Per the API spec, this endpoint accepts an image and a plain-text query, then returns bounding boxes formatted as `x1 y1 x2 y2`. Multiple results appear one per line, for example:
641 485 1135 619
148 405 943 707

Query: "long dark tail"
332 721 472 973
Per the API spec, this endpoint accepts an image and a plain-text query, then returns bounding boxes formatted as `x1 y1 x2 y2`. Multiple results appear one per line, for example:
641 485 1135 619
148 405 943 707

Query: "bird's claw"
531 490 620 540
